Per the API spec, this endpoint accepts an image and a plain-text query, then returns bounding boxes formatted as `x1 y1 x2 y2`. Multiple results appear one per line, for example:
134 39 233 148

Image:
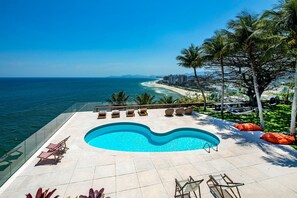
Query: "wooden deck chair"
184 106 193 115
207 173 244 198
111 110 120 118
126 109 135 117
165 108 174 117
37 149 62 163
46 136 70 152
97 110 107 119
138 108 148 116
175 108 185 116
175 176 204 198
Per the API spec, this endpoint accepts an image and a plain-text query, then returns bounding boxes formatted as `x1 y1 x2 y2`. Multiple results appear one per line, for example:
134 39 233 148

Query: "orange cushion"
260 133 295 145
233 123 263 131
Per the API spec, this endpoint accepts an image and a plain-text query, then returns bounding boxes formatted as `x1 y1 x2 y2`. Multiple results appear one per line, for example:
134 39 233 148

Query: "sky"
0 0 278 77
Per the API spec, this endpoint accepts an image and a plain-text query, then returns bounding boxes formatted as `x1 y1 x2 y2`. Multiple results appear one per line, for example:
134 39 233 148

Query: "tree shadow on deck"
192 113 297 168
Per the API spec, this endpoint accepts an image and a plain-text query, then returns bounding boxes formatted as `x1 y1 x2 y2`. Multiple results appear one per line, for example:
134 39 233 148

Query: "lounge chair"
111 110 120 118
175 108 184 116
37 149 62 163
46 136 70 152
97 110 107 119
175 176 204 198
165 108 174 117
184 106 193 115
126 109 135 117
207 173 244 198
138 108 148 116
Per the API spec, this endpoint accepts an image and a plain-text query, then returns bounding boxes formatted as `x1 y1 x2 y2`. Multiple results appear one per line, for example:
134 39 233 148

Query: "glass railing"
0 101 203 187
0 102 92 187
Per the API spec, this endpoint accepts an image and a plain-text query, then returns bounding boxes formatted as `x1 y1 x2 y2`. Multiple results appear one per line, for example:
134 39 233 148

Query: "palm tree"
264 0 297 135
203 30 230 119
158 96 177 104
176 44 207 111
106 91 129 106
133 92 156 105
227 11 265 128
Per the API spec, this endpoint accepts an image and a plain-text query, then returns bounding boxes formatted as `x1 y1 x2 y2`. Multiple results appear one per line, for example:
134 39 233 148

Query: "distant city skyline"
0 0 277 77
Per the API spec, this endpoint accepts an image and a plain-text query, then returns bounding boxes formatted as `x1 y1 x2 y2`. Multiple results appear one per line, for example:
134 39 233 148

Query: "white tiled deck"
1 109 297 197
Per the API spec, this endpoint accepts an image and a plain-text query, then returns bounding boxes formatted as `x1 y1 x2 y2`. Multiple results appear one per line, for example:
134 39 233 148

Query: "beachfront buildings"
162 75 191 86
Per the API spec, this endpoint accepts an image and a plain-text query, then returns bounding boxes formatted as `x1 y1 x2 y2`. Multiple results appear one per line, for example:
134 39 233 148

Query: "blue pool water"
84 122 220 152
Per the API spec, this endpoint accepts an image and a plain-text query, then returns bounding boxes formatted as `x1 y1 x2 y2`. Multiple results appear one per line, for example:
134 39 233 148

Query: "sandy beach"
144 80 198 97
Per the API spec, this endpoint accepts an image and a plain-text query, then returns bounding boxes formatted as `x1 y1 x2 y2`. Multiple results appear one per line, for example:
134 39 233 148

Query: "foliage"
264 0 297 54
176 44 204 69
276 88 294 102
177 93 203 103
204 12 292 105
203 30 230 61
106 91 129 106
203 30 230 118
203 104 297 133
176 44 207 111
133 92 156 105
158 96 177 104
79 188 104 198
26 188 59 198
207 92 221 102
265 0 297 134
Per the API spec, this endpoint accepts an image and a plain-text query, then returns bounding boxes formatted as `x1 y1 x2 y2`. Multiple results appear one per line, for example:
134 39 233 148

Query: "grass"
199 104 297 149
201 104 294 132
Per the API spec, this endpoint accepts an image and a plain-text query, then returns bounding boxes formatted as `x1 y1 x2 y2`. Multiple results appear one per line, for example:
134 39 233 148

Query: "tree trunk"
251 65 265 128
220 58 225 119
290 61 297 136
193 68 207 111
247 88 265 107
249 49 265 128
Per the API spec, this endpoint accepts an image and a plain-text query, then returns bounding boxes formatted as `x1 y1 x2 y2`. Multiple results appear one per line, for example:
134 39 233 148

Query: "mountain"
107 75 158 79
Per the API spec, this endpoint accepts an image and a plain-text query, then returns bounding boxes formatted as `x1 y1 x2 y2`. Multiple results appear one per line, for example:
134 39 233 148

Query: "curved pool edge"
84 122 220 152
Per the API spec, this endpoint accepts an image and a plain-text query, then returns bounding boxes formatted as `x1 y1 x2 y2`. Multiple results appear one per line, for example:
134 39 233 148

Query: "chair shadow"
34 149 67 166
35 158 62 166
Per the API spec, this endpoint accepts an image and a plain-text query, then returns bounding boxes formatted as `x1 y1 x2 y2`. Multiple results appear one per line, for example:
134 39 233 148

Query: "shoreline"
144 80 198 97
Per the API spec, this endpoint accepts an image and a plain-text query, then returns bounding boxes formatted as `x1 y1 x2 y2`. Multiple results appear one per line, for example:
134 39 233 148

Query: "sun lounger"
165 108 174 117
97 110 107 119
175 108 184 116
111 110 120 118
37 149 61 162
46 136 70 152
175 176 204 198
207 173 244 198
184 106 193 115
126 109 135 117
138 108 148 116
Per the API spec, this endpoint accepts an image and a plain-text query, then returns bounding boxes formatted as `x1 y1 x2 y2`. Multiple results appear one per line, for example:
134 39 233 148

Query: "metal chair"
175 176 204 198
207 173 244 198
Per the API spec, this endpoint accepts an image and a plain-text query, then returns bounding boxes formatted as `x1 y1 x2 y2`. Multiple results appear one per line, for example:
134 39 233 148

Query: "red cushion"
233 123 263 131
261 133 295 145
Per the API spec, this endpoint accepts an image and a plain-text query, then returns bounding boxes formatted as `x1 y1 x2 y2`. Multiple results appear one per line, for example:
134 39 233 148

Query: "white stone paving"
1 109 297 197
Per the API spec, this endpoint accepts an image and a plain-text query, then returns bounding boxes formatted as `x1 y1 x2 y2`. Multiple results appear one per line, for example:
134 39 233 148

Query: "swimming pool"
84 122 220 152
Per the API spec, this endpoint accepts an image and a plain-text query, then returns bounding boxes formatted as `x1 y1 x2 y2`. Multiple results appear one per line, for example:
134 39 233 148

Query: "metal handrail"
203 143 218 153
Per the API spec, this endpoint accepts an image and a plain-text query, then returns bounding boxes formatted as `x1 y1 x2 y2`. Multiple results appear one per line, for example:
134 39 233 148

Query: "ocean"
0 78 181 156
